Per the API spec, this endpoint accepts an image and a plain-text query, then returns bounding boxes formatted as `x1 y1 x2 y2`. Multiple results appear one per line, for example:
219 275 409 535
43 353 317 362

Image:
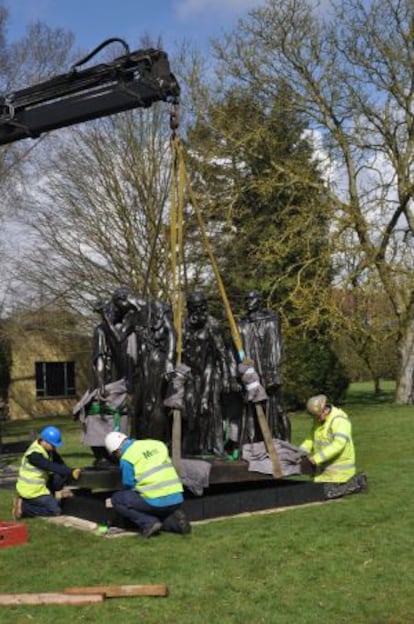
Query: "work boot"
12 497 22 520
171 509 191 534
356 473 368 493
140 521 162 539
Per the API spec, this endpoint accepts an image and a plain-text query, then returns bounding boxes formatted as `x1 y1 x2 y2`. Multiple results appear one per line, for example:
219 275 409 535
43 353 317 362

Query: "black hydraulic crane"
0 38 180 145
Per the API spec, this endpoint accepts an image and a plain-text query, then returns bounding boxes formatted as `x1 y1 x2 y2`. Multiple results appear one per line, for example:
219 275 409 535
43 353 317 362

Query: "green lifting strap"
87 402 122 432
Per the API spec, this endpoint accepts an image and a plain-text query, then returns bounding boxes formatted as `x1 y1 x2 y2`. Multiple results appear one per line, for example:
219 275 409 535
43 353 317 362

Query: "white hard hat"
105 431 127 454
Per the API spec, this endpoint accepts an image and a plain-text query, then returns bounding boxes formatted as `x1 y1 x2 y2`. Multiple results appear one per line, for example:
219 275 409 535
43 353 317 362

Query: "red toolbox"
0 521 28 548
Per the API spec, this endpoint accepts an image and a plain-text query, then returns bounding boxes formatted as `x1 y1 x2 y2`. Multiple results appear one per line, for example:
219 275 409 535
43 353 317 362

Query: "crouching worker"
105 432 191 538
13 426 81 519
300 395 367 499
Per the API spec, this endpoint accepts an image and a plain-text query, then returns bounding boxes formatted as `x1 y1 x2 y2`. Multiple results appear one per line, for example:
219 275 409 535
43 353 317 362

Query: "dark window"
35 362 76 399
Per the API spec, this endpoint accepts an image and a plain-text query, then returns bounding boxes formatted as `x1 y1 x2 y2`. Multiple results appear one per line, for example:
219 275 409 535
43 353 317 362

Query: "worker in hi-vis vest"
105 432 191 538
14 426 81 519
300 395 356 483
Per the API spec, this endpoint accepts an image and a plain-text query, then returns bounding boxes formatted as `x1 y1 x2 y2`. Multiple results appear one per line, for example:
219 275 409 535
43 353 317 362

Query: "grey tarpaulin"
242 439 309 477
163 363 192 410
72 378 128 447
238 361 268 403
176 458 212 496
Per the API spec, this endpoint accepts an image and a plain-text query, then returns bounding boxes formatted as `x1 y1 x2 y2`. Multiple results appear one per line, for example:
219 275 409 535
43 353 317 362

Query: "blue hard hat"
39 425 63 448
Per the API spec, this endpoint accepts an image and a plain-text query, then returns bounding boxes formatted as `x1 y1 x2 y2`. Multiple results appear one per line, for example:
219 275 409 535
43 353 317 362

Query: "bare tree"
0 6 75 182
17 105 175 313
333 280 398 392
0 5 75 313
209 0 414 403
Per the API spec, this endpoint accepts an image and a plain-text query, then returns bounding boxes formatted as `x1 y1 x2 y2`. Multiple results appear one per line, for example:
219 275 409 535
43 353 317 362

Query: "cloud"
174 0 264 20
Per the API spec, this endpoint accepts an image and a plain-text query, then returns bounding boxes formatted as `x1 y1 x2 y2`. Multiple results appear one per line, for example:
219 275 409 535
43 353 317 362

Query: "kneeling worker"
14 425 81 518
300 394 367 497
105 432 191 538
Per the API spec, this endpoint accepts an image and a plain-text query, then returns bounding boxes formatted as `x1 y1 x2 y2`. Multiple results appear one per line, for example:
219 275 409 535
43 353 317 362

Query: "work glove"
300 456 316 476
72 468 82 481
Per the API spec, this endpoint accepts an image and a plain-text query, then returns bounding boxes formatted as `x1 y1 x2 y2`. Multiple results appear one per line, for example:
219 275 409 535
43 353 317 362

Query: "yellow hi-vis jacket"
121 439 183 501
300 406 356 483
16 440 51 498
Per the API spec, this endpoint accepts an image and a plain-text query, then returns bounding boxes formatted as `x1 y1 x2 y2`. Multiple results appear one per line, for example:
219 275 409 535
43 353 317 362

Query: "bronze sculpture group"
78 287 292 464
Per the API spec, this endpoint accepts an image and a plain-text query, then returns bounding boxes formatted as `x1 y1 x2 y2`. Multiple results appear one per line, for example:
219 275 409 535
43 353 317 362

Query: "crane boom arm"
0 46 180 145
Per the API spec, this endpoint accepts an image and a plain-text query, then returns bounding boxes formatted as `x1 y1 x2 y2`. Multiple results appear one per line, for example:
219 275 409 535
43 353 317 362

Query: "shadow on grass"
345 381 396 406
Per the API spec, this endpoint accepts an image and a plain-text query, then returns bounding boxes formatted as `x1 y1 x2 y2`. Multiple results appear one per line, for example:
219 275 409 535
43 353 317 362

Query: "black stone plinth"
183 479 326 521
62 458 328 526
62 479 327 526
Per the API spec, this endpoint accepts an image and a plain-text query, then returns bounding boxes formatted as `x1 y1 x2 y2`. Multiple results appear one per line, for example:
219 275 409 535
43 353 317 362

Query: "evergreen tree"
186 85 349 405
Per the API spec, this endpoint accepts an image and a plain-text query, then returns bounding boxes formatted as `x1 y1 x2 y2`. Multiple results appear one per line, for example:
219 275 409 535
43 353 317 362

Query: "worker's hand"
229 377 242 393
164 363 175 381
72 468 82 481
200 397 209 416
98 385 108 399
300 456 316 476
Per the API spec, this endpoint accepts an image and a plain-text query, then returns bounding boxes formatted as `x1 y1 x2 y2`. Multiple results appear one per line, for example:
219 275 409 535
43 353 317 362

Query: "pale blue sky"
5 0 264 53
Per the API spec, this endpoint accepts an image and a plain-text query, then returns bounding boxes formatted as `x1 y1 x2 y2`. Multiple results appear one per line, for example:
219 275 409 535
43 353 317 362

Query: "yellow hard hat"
306 394 328 417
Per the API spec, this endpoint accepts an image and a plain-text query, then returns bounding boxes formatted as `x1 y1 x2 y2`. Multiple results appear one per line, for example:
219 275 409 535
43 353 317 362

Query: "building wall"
9 327 91 421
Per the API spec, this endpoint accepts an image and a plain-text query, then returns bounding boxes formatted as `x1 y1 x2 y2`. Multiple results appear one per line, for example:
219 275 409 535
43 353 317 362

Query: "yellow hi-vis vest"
16 440 51 498
121 440 183 500
300 406 356 483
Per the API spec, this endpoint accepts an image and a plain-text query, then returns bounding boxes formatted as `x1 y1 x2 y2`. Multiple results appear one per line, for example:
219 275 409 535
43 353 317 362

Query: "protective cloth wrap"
176 458 212 496
238 361 268 403
72 378 128 446
163 363 192 410
242 439 310 477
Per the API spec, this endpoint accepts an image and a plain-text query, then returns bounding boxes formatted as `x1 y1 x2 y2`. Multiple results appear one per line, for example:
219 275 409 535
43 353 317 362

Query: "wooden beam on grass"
0 592 104 606
65 584 169 597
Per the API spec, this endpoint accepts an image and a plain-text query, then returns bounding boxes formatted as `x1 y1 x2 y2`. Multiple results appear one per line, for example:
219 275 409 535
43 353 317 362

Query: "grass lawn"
0 380 412 624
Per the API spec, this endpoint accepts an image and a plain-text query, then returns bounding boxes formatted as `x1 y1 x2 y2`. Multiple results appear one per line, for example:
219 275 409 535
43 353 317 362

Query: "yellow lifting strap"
169 133 187 467
169 134 282 479
170 134 185 364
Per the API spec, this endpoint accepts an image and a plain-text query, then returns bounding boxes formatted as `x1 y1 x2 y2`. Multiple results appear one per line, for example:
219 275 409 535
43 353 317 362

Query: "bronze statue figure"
132 299 177 443
74 287 140 466
182 291 231 456
238 289 291 442
93 287 143 394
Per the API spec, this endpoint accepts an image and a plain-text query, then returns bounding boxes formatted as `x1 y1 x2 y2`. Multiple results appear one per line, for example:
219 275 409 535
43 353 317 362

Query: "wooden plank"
0 593 104 606
65 584 169 597
172 408 182 469
255 403 283 479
